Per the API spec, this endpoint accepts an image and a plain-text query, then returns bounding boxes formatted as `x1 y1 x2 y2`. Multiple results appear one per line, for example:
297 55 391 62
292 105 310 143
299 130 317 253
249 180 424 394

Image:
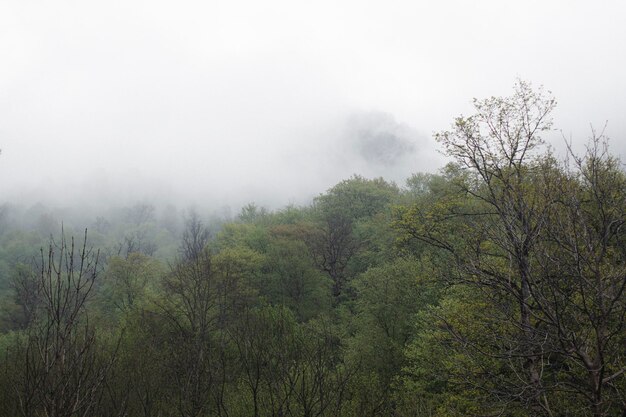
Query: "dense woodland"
0 82 624 417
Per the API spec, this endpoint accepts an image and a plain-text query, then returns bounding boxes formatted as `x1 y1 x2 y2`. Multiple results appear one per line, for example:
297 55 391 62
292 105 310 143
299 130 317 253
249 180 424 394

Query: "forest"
0 82 624 417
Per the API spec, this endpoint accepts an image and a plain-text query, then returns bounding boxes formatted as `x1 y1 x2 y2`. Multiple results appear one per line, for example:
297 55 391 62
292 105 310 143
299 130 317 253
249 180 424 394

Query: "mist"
1 0 625 212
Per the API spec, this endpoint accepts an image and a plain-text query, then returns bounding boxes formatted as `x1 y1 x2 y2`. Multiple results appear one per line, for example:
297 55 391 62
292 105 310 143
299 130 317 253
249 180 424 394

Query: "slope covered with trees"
0 82 624 417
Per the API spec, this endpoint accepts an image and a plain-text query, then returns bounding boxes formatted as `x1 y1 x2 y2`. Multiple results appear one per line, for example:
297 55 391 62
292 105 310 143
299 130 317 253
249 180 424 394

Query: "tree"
533 135 626 416
346 258 427 416
228 305 298 417
285 317 353 417
238 203 269 224
115 227 158 258
315 176 399 221
99 252 163 315
396 81 626 415
160 250 219 417
434 79 557 413
263 234 332 321
180 209 210 262
11 230 117 417
6 263 41 330
125 203 155 226
306 176 400 300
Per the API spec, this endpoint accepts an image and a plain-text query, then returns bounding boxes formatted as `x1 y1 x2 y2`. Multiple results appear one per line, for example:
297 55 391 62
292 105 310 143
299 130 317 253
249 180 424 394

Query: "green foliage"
315 175 400 222
214 222 270 254
97 253 165 318
402 285 523 416
0 83 624 417
262 237 332 321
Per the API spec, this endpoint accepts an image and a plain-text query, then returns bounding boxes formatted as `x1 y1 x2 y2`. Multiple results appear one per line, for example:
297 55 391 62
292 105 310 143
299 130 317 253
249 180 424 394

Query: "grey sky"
1 0 625 209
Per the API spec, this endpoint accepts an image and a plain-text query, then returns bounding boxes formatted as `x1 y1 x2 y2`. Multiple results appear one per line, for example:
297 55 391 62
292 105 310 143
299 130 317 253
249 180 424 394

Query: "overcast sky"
1 0 625 209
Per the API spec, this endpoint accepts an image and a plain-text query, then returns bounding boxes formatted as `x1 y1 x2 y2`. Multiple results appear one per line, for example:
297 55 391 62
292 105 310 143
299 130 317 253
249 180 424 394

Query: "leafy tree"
159 249 222 417
238 203 269 224
263 234 331 321
345 257 427 415
396 80 626 416
308 176 401 300
315 175 399 222
98 252 163 316
228 305 298 417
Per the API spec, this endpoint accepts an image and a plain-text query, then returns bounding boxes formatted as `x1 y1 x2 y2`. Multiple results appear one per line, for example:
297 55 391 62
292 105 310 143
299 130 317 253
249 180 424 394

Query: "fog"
1 0 625 211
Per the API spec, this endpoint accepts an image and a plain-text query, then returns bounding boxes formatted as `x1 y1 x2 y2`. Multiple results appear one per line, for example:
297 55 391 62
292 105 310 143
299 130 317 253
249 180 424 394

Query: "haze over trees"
0 83 624 417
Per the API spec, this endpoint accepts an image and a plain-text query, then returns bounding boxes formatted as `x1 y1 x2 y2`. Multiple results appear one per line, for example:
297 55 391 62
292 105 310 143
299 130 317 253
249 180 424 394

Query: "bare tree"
13 230 117 417
116 228 157 259
125 203 155 226
180 210 210 262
